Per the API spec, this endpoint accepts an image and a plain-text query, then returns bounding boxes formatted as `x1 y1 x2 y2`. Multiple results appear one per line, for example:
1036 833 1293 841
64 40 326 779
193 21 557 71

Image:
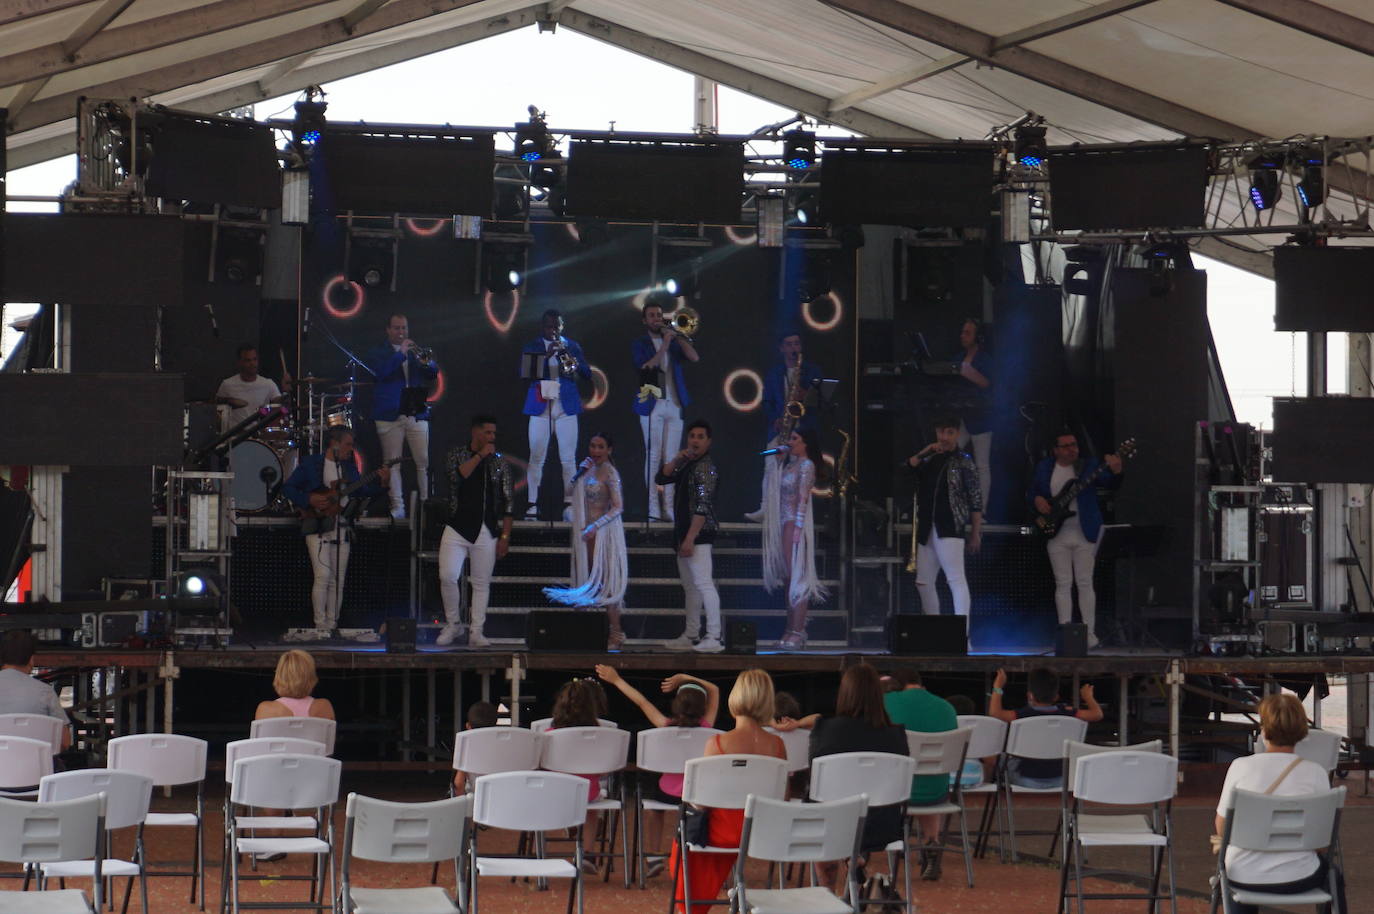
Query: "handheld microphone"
570 457 594 485
759 446 787 456
204 303 219 338
302 306 310 342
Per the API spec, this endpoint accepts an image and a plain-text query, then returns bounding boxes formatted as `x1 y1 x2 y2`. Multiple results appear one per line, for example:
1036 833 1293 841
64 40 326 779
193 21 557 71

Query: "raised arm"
596 664 667 727
661 673 720 724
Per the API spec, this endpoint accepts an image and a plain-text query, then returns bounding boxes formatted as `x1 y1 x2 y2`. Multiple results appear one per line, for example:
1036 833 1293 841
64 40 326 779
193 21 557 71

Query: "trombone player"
521 308 591 518
633 290 699 522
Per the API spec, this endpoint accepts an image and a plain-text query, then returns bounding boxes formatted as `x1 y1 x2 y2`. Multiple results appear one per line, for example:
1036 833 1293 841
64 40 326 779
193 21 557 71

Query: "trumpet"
668 307 699 342
552 345 579 378
905 486 919 573
411 343 434 361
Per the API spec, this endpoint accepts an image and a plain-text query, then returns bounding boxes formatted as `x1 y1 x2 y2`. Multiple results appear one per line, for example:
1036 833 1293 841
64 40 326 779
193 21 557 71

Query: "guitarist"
283 427 390 638
1030 430 1123 649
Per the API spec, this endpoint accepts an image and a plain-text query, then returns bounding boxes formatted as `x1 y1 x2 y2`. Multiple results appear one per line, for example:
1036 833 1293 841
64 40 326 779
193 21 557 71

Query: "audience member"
988 667 1102 788
883 666 957 880
669 669 786 914
773 690 802 722
254 649 336 722
1215 693 1346 914
0 630 70 750
451 700 500 795
550 678 605 803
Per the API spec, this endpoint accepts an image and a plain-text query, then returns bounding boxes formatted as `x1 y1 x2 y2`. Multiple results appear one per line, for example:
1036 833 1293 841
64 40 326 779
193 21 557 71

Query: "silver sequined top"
779 457 816 529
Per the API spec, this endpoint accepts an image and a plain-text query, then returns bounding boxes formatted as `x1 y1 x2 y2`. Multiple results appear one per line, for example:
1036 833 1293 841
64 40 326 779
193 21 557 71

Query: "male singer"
366 313 438 519
656 420 723 653
521 309 591 518
905 416 982 625
632 291 699 521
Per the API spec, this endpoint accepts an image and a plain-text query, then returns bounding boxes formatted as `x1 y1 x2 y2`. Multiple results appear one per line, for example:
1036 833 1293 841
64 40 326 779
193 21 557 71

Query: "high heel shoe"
776 629 807 650
607 627 626 650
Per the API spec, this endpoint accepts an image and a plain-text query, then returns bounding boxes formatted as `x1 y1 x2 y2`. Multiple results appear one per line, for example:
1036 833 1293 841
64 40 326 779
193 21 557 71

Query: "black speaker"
526 610 607 652
725 620 757 654
384 617 416 653
1055 622 1088 658
887 615 967 655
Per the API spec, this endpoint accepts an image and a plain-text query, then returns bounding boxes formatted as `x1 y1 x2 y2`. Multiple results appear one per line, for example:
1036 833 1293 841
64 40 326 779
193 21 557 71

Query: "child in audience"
773 690 802 722
451 700 499 795
988 667 1102 787
550 678 605 803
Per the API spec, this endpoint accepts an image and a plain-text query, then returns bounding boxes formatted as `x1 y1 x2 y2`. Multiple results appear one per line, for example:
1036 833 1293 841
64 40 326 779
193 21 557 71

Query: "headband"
676 682 708 696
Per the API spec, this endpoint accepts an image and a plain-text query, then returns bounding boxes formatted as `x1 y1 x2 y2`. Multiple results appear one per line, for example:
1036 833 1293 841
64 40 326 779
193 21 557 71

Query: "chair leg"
620 785 632 889
901 816 913 914
1055 834 1072 914
957 806 974 889
1073 833 1086 914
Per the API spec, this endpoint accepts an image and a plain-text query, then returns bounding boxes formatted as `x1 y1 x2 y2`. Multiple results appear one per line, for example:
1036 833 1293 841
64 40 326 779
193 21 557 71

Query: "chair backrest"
956 714 1008 759
40 769 153 831
0 793 103 864
230 754 341 810
809 752 914 807
906 727 973 778
1257 729 1341 773
108 734 208 787
250 717 337 755
1071 750 1178 806
744 794 867 865
762 727 810 773
1064 739 1162 792
1226 786 1345 853
345 792 472 864
0 735 54 789
636 727 724 775
1006 715 1088 761
224 737 327 783
0 713 65 754
453 726 541 775
682 754 788 810
539 725 631 775
472 770 589 832
529 718 618 734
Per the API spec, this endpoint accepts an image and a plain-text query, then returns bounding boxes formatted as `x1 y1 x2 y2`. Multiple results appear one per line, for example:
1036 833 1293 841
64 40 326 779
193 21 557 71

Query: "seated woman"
1215 693 1346 914
669 669 786 914
254 649 335 722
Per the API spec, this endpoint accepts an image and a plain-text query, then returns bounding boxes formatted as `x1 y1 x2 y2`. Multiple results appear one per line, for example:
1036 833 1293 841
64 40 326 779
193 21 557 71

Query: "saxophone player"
521 309 591 518
746 330 824 522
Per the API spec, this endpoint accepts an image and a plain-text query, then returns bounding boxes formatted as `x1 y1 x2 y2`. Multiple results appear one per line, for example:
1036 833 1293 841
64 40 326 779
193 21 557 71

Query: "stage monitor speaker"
526 610 607 652
1055 623 1088 658
887 615 967 655
384 617 416 653
725 620 757 654
1049 143 1208 232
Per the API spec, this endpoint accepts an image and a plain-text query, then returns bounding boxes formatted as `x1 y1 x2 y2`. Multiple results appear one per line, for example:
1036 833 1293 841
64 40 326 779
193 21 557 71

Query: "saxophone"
778 359 807 439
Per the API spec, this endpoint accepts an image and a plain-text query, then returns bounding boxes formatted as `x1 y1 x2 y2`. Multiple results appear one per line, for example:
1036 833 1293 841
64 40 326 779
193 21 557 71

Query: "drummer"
215 343 291 430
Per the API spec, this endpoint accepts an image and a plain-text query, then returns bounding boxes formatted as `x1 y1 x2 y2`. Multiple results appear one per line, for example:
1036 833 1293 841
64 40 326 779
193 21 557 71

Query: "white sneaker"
663 634 696 651
468 630 491 648
693 637 725 653
435 622 464 646
743 508 764 523
389 506 406 520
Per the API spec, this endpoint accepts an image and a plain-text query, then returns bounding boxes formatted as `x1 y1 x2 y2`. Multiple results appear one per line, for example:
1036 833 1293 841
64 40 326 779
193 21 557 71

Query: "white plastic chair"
0 735 54 798
340 792 472 914
227 753 342 914
250 717 336 755
1214 785 1345 914
539 726 633 887
1061 739 1163 858
470 770 591 914
452 726 542 782
763 726 811 774
633 727 722 888
0 793 104 913
956 714 1008 862
1061 749 1179 914
108 733 209 909
1001 715 1088 861
39 769 154 914
900 727 975 888
1258 728 1342 775
529 718 618 734
732 794 869 914
675 754 788 914
0 713 66 755
810 751 914 912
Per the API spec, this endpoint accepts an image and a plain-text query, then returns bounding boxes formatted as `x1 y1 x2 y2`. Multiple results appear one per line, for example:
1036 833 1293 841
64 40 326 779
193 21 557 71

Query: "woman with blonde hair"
669 668 786 913
255 650 335 721
1214 693 1345 914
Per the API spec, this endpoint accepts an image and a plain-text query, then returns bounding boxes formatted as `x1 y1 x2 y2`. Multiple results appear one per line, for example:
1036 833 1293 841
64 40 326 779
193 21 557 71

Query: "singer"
436 415 514 648
542 431 628 649
905 415 982 631
760 429 827 649
656 420 723 653
214 343 291 431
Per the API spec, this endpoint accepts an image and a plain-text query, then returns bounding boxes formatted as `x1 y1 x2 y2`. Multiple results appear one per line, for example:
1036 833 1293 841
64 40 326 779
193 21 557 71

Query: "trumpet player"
521 309 591 518
633 291 699 522
904 415 982 624
367 312 438 519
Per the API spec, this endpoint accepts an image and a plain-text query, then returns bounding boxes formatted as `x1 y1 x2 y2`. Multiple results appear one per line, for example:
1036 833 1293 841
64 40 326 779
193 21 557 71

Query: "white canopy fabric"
5 0 1374 274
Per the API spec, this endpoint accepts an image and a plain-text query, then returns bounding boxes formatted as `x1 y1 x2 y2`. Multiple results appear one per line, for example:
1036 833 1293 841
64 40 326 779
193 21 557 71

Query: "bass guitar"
1032 439 1136 539
300 457 404 536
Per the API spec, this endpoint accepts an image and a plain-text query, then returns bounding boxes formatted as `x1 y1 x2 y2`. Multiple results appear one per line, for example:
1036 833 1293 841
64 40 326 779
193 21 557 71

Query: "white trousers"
304 532 350 631
528 400 578 507
438 525 497 632
1046 522 1098 633
915 528 970 617
958 423 992 511
641 398 683 520
376 415 430 514
676 544 720 640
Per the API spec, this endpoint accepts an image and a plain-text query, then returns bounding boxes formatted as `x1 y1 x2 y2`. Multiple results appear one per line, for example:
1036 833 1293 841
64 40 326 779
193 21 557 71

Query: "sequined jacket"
656 454 718 545
910 450 983 538
447 446 514 538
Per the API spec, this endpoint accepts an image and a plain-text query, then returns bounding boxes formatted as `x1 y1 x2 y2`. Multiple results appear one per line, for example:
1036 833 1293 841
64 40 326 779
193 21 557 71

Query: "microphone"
759 446 787 456
204 303 219 338
302 306 310 342
570 457 594 485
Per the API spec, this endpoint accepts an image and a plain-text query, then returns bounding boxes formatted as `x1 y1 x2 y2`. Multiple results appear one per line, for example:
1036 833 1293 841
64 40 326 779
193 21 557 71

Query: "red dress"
667 734 749 914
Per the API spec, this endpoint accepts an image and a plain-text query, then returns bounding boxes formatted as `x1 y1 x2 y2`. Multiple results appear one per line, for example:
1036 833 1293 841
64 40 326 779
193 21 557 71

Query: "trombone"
668 306 699 343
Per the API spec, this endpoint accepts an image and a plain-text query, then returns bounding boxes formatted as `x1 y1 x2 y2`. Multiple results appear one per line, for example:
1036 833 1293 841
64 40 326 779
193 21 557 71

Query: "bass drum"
229 439 284 512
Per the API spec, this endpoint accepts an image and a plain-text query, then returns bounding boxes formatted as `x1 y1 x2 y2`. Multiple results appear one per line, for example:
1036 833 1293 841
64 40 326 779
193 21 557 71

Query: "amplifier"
80 611 149 647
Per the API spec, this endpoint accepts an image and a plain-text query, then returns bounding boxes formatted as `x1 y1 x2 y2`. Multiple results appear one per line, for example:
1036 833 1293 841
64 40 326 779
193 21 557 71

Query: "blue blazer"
1029 456 1122 543
283 453 381 508
365 342 438 422
761 358 824 430
631 335 692 417
521 336 590 416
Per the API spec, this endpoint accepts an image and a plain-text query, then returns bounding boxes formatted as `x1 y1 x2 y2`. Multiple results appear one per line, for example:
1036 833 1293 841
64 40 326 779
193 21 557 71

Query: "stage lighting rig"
1289 144 1328 209
514 105 560 189
291 86 327 156
1062 244 1104 296
1247 150 1284 211
782 129 815 171
347 228 399 291
483 243 526 293
1013 120 1048 167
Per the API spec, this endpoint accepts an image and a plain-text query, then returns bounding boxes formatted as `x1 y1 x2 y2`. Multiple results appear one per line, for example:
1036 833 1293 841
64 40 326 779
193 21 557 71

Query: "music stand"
1096 523 1167 649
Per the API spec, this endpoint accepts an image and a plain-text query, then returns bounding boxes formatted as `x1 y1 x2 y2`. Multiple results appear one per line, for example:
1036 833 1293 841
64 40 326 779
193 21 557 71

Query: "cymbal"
295 376 335 384
325 380 374 390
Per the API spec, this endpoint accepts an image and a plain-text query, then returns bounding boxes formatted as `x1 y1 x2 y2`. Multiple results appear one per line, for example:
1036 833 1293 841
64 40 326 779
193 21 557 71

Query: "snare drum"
229 439 284 512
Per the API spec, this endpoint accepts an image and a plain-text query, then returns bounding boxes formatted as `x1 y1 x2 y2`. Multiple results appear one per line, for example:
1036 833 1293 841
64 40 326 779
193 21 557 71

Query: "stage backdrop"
302 218 856 516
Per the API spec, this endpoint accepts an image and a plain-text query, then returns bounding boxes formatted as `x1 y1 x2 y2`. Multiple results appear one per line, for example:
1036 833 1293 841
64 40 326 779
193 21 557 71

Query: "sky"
2 25 1336 426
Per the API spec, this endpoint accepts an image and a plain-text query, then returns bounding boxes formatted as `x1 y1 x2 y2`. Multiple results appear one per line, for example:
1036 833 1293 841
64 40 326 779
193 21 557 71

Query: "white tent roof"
6 0 1374 274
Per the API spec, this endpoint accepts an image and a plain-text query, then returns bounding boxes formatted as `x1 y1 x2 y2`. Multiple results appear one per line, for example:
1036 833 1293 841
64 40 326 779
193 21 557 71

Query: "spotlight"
1297 167 1324 208
663 278 680 296
346 232 397 291
514 106 560 189
798 250 834 303
493 164 528 220
484 244 526 293
1013 122 1048 167
1062 244 1104 297
794 191 820 226
782 129 815 171
183 575 205 596
291 87 327 153
1247 151 1284 211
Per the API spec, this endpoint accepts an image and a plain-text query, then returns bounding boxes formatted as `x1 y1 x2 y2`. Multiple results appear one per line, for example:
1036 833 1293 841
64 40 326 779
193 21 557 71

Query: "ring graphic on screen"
484 290 521 334
803 291 843 332
322 274 365 319
723 369 764 412
583 367 608 411
404 217 449 237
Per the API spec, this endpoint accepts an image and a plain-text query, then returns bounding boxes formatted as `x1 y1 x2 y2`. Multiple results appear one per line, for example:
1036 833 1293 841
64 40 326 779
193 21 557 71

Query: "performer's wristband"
991 687 1004 696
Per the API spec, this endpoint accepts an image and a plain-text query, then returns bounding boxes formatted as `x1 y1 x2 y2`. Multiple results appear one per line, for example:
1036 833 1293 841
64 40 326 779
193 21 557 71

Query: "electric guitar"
1032 439 1137 539
300 457 404 536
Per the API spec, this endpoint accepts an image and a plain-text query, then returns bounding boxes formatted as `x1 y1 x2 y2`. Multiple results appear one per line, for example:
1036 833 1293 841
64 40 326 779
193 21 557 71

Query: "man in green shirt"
883 666 957 880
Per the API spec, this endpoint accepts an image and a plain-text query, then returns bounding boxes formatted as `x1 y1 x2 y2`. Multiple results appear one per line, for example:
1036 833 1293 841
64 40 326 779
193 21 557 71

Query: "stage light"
291 87 327 153
782 129 815 171
1013 123 1048 167
794 191 819 226
1247 151 1283 211
663 278 680 295
484 244 526 294
183 575 205 596
347 232 397 291
1063 244 1104 297
798 250 834 303
1297 167 1324 208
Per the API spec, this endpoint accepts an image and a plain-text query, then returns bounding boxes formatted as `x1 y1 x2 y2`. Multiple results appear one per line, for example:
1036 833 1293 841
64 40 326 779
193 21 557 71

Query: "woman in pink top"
255 650 335 722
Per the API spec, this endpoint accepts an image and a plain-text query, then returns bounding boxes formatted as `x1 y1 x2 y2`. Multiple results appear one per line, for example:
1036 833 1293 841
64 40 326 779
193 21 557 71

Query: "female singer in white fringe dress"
762 428 827 650
543 431 628 649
